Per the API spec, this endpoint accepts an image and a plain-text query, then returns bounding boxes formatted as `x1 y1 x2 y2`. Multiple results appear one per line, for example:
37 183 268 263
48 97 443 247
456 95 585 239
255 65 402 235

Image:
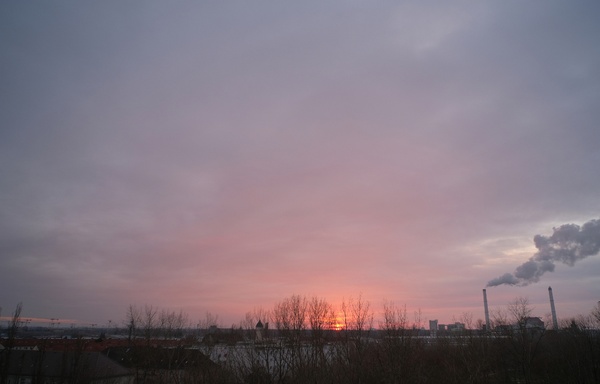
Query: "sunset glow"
329 316 345 332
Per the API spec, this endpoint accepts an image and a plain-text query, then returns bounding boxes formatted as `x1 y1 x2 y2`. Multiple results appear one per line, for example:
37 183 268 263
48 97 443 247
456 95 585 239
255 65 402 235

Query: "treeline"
118 295 600 384
3 297 600 383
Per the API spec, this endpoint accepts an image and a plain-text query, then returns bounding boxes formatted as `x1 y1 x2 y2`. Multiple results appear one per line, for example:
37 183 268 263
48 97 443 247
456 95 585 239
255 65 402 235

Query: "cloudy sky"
2 1 600 328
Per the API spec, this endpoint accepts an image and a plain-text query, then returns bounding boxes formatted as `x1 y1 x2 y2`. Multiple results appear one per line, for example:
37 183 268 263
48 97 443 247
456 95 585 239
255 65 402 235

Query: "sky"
1 1 600 329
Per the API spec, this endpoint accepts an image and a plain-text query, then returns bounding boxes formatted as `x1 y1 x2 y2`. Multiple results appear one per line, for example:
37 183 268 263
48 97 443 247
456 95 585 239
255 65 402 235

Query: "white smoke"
487 218 600 287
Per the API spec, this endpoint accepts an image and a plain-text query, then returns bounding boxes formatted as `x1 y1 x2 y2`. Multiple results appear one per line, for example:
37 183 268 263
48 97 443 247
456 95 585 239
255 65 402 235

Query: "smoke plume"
487 218 600 287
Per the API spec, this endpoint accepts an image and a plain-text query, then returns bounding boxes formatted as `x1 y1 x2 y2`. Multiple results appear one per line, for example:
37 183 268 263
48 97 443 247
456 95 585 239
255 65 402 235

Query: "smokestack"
483 289 491 331
548 286 558 330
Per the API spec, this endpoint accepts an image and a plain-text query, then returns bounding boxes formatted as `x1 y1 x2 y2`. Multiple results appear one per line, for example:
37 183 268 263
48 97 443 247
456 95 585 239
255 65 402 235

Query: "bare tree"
336 295 376 382
198 311 221 330
591 301 600 327
229 306 283 384
460 311 474 330
272 295 309 381
307 296 335 379
498 297 544 384
308 296 334 336
141 305 158 342
158 308 188 339
381 300 408 332
378 301 426 383
125 304 141 341
1 302 23 384
340 294 373 335
508 296 534 329
6 302 22 343
273 294 307 343
413 307 423 330
491 307 509 331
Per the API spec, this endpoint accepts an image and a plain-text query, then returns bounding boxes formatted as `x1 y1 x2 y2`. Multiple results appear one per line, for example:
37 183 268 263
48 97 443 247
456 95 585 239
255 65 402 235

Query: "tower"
255 320 264 342
483 289 491 331
548 286 558 330
429 319 438 337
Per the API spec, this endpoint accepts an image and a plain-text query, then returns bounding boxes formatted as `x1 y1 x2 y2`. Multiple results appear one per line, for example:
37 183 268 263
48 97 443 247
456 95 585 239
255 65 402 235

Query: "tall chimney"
548 286 558 330
483 289 491 331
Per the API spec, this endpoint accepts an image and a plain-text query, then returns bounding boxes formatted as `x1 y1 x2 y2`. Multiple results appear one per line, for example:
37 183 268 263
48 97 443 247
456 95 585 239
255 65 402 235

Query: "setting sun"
328 315 344 331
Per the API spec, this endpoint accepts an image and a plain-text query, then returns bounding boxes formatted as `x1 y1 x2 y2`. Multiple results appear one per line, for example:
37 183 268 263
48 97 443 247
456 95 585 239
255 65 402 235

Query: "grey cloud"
487 219 600 287
2 1 600 324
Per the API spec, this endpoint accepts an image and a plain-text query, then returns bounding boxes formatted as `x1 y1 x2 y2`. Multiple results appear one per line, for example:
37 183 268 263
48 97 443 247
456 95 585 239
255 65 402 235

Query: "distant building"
446 322 465 332
494 317 545 333
429 320 438 331
429 320 438 336
255 320 264 342
523 317 544 329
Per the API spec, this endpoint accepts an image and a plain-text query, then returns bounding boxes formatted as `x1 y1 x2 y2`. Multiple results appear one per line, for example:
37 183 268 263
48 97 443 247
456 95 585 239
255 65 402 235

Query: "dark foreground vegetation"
2 297 600 383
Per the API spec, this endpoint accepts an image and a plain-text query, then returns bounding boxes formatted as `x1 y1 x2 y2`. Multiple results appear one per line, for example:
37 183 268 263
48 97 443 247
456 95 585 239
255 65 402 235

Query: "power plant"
483 286 560 330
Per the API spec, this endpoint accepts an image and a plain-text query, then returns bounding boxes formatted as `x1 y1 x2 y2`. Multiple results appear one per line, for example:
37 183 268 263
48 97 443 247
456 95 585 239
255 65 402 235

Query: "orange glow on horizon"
328 314 345 331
